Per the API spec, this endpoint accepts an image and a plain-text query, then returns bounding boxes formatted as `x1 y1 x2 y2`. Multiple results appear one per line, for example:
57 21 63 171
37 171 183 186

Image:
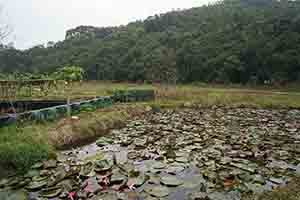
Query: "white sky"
0 0 215 49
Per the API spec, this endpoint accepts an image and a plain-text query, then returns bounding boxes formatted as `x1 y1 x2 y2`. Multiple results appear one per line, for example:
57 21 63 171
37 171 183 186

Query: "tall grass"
0 124 52 171
155 85 300 108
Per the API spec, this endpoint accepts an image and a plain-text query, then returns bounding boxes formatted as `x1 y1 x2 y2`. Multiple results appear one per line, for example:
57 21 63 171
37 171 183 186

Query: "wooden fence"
0 79 58 99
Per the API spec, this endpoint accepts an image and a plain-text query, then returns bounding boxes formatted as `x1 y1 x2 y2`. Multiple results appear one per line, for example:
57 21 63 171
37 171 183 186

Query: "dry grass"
47 104 148 149
155 85 300 108
13 81 300 108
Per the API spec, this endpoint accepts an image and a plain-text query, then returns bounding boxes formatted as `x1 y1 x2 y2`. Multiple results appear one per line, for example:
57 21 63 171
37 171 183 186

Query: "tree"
0 6 11 44
0 0 300 85
52 66 85 83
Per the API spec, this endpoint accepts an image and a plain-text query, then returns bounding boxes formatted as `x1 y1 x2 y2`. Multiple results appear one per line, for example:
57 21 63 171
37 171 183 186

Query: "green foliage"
52 66 85 82
0 125 51 170
0 0 300 85
150 103 161 113
79 103 97 112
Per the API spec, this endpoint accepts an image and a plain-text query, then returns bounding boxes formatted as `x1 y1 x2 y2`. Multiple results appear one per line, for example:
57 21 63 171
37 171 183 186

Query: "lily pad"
31 162 44 169
82 177 102 194
175 157 189 163
128 173 147 187
94 159 113 172
80 162 95 177
40 186 62 198
26 180 48 190
110 172 127 185
43 159 57 169
0 178 12 188
165 165 185 175
96 137 114 147
152 162 166 169
144 185 169 197
160 175 183 186
47 167 67 187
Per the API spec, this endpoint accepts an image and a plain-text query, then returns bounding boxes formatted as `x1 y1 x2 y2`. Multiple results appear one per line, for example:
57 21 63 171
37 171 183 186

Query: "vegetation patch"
0 103 149 174
0 125 52 173
155 85 300 109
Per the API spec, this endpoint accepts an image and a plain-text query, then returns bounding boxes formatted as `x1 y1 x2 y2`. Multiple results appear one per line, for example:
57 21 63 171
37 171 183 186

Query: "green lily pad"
26 180 48 190
144 185 169 197
0 178 10 188
148 174 161 185
57 179 77 192
82 177 102 194
43 160 57 169
80 162 95 177
47 167 67 187
31 162 44 169
40 186 62 198
7 177 22 187
32 176 48 182
128 173 147 187
175 157 189 163
14 179 31 189
94 160 112 172
96 137 114 147
152 162 167 169
160 175 183 186
165 165 185 175
110 172 127 185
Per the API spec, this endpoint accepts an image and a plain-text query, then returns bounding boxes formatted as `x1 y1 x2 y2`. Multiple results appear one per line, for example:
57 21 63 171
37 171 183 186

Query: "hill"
1 0 300 84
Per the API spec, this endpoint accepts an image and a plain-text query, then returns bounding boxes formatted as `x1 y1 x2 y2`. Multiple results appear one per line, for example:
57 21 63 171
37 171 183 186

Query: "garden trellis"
0 79 58 99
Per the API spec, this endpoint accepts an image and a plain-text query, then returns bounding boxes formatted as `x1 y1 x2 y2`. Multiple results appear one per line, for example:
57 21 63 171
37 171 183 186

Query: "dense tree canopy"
1 0 300 84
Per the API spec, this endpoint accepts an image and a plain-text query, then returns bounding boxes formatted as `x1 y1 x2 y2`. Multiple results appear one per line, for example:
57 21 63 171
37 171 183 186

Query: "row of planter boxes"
0 89 155 126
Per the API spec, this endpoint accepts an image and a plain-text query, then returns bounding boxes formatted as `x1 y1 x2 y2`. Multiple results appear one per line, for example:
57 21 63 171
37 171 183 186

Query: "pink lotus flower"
68 191 76 200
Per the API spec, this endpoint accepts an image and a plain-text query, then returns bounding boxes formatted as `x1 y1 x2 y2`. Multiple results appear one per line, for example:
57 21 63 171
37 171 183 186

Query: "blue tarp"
0 114 17 128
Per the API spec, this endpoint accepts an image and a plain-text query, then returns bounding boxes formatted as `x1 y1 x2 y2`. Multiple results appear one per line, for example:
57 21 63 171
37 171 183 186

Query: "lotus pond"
1 107 300 200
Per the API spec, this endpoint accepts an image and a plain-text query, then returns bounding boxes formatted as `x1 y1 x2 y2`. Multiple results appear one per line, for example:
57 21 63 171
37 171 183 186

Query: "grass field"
14 81 300 108
1 81 300 172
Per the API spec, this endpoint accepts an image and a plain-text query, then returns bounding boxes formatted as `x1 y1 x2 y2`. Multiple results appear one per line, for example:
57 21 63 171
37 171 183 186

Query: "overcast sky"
0 0 215 49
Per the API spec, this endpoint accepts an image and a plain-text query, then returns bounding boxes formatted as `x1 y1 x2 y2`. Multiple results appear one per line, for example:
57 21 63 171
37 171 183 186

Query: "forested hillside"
1 0 300 84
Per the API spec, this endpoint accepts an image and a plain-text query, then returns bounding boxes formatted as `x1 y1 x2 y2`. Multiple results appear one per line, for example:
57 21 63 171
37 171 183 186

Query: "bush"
0 125 51 171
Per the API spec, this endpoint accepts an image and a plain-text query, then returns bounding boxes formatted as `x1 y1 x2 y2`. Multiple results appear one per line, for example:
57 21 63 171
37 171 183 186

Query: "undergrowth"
0 124 52 173
0 104 148 174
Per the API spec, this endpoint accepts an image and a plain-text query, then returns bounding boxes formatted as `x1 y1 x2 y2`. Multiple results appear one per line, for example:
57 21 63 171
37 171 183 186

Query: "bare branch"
0 6 12 44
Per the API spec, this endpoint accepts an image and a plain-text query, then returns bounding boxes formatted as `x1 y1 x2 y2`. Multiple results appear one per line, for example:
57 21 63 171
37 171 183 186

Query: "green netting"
55 105 68 117
30 110 45 122
79 101 96 112
112 89 155 102
42 107 58 121
13 91 152 125
70 103 80 115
